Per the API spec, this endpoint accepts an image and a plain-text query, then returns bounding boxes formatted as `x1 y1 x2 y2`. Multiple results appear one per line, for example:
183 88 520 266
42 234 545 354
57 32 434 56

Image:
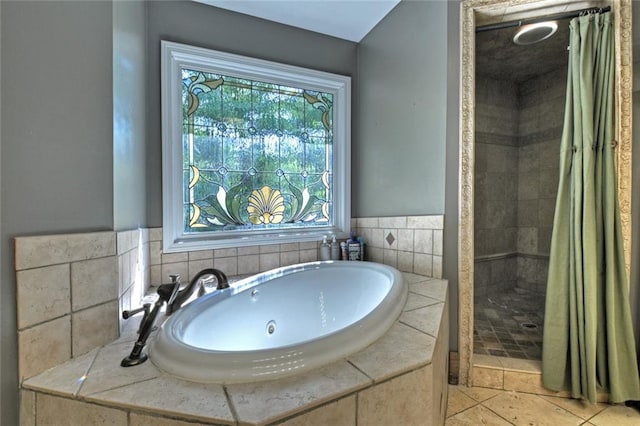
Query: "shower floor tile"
474 288 545 360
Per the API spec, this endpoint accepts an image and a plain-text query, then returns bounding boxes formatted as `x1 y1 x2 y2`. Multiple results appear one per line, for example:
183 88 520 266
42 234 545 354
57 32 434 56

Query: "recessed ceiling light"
513 21 558 45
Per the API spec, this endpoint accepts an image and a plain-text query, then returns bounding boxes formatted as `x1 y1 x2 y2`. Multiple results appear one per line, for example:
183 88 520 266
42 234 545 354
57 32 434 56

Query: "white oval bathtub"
149 261 406 383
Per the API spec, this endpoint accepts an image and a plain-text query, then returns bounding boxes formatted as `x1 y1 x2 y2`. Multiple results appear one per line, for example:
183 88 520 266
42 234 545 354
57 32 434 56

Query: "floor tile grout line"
536 393 607 423
478 401 517 425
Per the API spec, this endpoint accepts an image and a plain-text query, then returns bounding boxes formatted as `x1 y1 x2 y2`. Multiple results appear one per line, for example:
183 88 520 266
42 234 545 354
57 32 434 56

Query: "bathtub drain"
266 320 277 335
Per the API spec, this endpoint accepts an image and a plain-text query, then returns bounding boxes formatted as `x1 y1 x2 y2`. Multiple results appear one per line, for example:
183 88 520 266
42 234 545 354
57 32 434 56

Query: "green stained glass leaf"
225 180 248 224
287 182 318 223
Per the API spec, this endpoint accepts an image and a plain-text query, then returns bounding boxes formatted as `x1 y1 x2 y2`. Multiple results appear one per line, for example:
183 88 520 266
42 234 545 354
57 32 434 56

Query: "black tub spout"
165 268 228 316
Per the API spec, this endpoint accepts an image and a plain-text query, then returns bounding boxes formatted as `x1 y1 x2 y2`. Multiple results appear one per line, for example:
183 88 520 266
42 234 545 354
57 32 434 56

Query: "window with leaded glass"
161 41 351 251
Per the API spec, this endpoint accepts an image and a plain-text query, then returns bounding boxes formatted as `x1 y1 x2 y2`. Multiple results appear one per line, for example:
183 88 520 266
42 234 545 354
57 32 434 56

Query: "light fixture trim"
513 21 558 45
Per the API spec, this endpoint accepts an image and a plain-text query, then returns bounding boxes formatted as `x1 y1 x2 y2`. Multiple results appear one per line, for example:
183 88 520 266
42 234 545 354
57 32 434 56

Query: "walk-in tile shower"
473 21 568 359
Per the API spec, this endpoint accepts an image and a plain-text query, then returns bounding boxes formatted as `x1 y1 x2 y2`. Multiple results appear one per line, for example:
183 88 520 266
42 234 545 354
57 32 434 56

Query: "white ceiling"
195 0 400 42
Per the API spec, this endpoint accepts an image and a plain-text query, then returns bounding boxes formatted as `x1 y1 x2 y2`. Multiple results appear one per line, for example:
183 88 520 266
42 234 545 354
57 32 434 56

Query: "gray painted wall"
1 2 114 423
113 0 148 230
1 0 637 421
355 0 448 216
145 1 358 226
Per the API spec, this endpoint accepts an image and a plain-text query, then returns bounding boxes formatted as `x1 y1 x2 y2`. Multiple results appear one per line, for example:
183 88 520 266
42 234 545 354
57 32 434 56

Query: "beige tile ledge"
472 354 610 403
23 274 448 425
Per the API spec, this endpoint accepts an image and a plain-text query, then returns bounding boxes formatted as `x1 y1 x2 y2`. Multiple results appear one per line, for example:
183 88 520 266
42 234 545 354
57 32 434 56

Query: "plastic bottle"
330 235 340 260
320 235 331 261
348 231 361 261
340 241 348 260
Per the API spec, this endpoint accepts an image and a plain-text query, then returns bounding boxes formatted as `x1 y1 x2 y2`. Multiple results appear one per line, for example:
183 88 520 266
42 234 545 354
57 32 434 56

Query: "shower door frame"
458 0 633 386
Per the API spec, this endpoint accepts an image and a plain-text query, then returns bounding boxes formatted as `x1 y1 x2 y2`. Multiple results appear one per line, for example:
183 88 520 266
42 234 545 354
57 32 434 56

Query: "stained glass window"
184 70 333 232
162 42 350 251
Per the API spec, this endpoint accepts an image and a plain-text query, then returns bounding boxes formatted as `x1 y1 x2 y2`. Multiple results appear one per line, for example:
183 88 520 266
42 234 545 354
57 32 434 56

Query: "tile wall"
353 215 444 278
14 214 443 382
15 232 121 381
515 67 565 294
474 68 564 297
475 75 519 298
148 214 445 286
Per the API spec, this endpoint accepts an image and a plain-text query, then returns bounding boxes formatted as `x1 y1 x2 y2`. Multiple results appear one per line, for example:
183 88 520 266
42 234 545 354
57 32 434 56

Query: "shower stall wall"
473 66 566 359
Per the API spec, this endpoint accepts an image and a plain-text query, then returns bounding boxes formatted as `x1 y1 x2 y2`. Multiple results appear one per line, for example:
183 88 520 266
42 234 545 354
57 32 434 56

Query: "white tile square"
260 253 280 271
260 244 280 254
414 253 433 277
18 316 71 380
238 254 260 275
397 229 414 252
116 231 132 256
161 251 188 264
148 227 162 242
414 229 434 254
214 247 237 258
397 251 414 272
280 242 299 252
383 249 398 268
188 249 213 261
238 245 260 255
72 301 119 357
299 249 318 263
15 232 116 271
407 215 444 230
367 247 384 263
379 216 407 229
189 259 215 280
280 250 300 267
433 230 443 255
433 256 443 278
299 241 317 250
161 262 188 286
150 265 161 287
214 256 238 276
356 217 379 228
149 241 162 266
71 256 118 311
17 264 71 329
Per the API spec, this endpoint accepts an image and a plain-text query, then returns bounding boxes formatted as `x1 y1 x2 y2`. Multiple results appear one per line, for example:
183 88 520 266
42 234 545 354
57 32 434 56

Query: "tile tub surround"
148 215 444 288
15 230 150 381
15 218 443 387
21 274 449 425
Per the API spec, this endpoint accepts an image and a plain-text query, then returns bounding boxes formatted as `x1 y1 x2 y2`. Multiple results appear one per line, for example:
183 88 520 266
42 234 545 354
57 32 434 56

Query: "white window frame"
161 41 351 252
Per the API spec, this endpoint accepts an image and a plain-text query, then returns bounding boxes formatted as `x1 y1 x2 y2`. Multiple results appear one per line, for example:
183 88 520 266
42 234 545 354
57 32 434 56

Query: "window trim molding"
161 41 351 252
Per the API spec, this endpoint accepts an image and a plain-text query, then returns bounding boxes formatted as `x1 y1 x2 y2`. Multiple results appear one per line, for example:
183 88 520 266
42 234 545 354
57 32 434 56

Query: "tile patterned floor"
474 288 545 359
446 385 640 425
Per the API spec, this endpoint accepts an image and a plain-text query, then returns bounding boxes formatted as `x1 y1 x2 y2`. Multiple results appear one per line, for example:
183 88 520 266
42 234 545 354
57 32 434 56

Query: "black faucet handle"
122 303 150 320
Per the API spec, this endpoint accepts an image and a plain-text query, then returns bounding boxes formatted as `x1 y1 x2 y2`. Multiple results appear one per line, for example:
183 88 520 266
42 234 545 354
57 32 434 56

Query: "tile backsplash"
14 214 444 381
15 232 122 380
354 215 444 278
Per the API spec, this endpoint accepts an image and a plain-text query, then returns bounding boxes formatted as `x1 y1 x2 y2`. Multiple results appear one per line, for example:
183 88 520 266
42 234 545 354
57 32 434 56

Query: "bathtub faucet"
165 268 229 316
120 274 182 367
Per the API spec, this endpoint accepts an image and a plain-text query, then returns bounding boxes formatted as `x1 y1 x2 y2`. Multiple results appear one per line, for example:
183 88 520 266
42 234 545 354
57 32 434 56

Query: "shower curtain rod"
475 5 611 33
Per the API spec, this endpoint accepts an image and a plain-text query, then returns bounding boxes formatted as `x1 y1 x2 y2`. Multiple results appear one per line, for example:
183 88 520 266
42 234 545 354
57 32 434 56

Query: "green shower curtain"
542 11 640 404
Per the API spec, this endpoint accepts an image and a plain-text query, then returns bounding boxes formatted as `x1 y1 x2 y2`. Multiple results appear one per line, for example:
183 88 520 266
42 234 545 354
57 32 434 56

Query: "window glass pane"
182 68 334 232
